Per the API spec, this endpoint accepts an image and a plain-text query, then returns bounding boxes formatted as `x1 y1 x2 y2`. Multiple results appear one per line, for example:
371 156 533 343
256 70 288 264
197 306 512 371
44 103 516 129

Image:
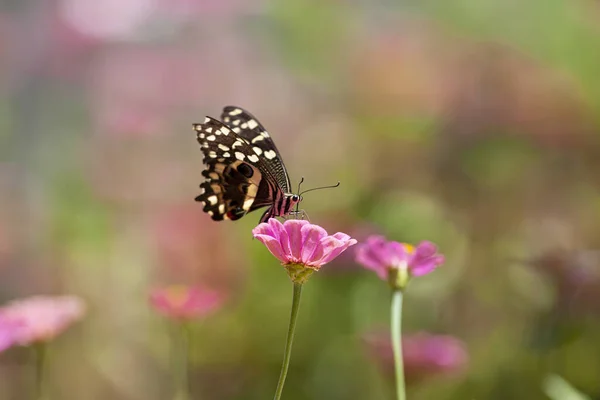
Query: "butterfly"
193 106 302 223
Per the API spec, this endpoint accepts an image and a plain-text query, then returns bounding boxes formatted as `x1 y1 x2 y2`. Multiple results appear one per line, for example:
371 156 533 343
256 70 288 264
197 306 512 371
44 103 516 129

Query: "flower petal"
317 236 357 266
411 255 445 276
268 218 292 257
267 218 285 242
251 222 276 239
410 241 444 276
300 223 328 265
355 236 391 279
253 234 289 264
388 241 411 267
283 220 310 261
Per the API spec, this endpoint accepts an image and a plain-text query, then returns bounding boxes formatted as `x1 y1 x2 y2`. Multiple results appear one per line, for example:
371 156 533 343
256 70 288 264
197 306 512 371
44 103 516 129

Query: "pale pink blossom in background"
363 331 468 383
0 296 86 345
252 219 357 270
149 285 224 320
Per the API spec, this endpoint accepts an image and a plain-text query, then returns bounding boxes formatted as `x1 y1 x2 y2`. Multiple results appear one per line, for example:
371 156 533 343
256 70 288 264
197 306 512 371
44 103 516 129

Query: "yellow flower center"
402 243 415 254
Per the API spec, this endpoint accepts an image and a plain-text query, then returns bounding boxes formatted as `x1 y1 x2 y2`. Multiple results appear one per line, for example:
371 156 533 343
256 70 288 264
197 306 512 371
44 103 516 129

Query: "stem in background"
273 283 303 400
173 323 191 400
391 289 406 400
34 342 47 400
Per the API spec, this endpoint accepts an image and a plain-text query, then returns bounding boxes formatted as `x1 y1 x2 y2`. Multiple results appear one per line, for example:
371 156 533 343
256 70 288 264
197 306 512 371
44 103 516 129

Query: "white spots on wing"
247 154 259 163
198 133 205 139
207 210 214 216
229 108 243 116
218 144 230 151
251 135 265 143
232 127 241 134
199 187 205 194
206 135 216 141
204 117 211 123
261 131 270 138
240 123 248 129
218 204 225 214
232 119 241 126
253 147 262 155
235 152 245 160
223 116 230 123
208 151 217 158
247 119 258 129
243 198 254 210
232 140 244 148
201 143 209 149
207 195 218 205
219 127 229 136
222 152 230 158
264 150 277 159
205 127 213 133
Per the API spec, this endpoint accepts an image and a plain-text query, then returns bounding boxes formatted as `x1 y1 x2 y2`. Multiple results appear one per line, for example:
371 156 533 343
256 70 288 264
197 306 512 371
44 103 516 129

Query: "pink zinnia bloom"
363 331 468 383
0 296 86 345
252 219 357 270
355 236 444 280
149 285 224 320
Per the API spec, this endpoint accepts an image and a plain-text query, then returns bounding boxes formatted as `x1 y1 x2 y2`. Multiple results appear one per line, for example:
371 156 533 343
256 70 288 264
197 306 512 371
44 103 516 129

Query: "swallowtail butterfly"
193 106 301 222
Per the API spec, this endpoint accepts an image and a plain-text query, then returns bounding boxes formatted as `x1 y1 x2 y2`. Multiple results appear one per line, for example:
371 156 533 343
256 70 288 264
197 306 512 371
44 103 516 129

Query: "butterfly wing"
193 117 282 221
221 106 291 193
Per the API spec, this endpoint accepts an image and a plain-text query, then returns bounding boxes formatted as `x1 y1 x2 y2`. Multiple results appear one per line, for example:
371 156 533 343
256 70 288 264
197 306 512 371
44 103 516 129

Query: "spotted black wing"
193 117 282 221
221 106 291 193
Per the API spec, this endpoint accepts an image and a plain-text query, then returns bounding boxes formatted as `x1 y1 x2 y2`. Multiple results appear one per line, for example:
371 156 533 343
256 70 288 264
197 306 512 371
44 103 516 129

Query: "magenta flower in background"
363 331 468 383
149 285 224 320
0 296 86 345
356 236 444 287
252 219 357 270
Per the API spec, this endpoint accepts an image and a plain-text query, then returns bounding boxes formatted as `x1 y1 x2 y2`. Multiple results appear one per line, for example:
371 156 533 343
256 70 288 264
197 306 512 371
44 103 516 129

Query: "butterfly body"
193 106 301 223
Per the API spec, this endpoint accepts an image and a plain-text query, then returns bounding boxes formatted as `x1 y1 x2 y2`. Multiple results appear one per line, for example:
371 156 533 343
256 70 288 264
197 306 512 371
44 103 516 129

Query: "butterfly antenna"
297 176 305 195
295 177 305 213
299 181 340 196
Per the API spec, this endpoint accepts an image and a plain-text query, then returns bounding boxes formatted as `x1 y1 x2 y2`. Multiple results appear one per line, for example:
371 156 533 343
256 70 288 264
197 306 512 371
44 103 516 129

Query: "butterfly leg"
285 209 310 222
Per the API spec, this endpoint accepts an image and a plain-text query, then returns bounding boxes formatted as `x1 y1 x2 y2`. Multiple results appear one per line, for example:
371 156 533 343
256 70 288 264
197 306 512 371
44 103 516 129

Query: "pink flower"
355 236 444 280
0 317 23 352
0 296 86 345
149 285 224 320
252 219 357 270
363 331 468 383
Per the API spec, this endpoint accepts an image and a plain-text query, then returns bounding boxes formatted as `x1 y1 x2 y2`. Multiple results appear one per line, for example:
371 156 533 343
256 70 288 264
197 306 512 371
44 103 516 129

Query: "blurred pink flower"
363 331 468 383
252 219 357 270
355 236 444 280
0 317 22 352
0 296 86 345
149 285 224 320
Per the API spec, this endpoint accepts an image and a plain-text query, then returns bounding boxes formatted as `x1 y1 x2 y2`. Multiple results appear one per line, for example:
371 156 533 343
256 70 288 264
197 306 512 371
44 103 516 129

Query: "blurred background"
2 0 600 399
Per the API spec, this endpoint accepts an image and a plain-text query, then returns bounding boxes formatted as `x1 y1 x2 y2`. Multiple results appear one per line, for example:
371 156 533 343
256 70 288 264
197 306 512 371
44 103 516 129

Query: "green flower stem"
391 289 406 400
33 342 47 400
273 282 303 400
173 323 191 400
